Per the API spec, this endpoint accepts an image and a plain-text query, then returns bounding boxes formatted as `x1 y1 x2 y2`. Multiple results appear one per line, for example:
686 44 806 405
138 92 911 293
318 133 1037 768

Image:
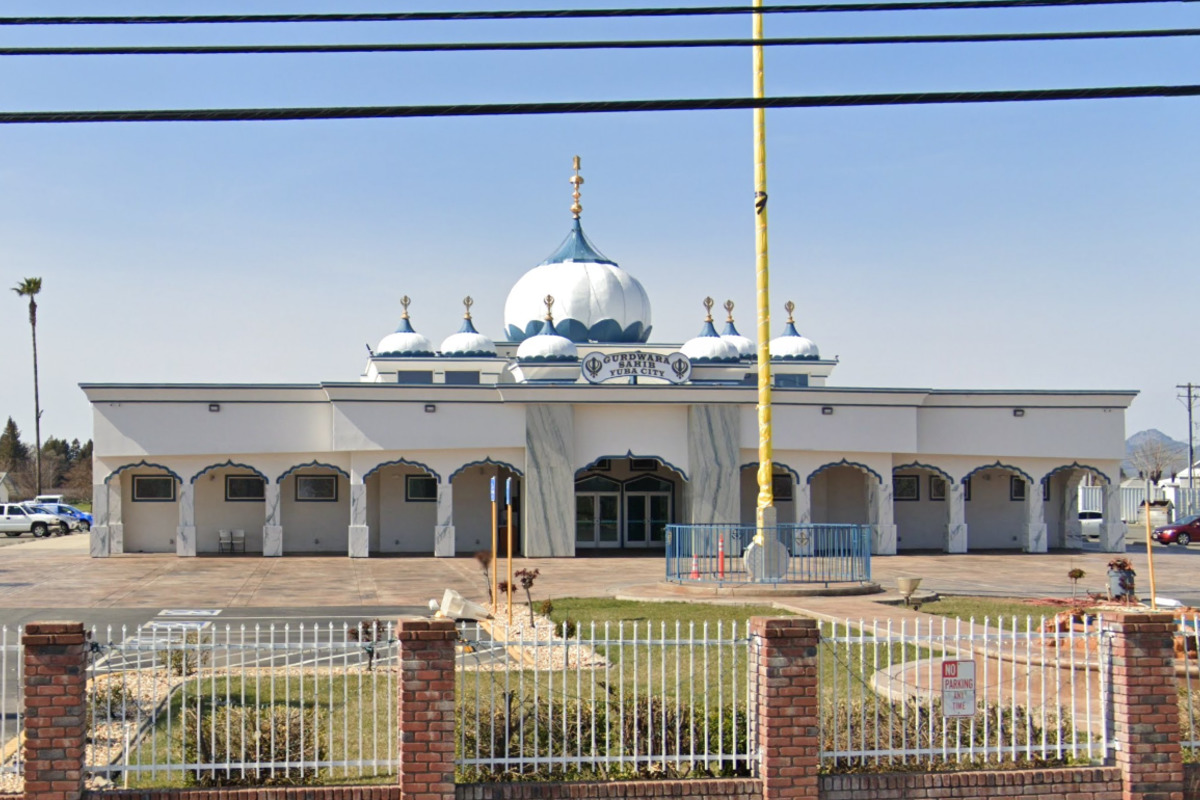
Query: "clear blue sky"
2 0 1198 446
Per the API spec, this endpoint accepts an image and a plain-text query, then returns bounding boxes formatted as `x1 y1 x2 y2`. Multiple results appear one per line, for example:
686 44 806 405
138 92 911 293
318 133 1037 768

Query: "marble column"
1100 481 1126 553
524 404 575 556
109 479 124 554
348 481 369 558
434 481 455 557
90 482 110 558
794 481 812 525
867 477 897 555
1024 483 1047 553
946 480 968 553
176 482 196 557
1062 473 1085 549
687 405 740 525
263 482 283 557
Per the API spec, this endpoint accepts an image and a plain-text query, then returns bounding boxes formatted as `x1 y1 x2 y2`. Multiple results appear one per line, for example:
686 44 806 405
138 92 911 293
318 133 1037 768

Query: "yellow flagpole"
752 0 773 543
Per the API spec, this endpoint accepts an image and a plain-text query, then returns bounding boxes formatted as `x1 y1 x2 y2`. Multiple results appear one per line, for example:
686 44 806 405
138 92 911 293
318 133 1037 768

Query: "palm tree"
12 278 43 495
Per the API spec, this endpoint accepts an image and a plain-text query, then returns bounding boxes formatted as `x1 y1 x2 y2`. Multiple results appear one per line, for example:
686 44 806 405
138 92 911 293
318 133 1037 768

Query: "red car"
1152 514 1200 546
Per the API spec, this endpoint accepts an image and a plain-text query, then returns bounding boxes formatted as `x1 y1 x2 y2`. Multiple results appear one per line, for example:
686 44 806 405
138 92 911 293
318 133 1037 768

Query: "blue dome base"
507 319 651 344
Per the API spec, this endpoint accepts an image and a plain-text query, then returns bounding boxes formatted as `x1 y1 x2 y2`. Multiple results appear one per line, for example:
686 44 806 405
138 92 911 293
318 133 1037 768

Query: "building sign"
941 660 976 718
581 351 691 384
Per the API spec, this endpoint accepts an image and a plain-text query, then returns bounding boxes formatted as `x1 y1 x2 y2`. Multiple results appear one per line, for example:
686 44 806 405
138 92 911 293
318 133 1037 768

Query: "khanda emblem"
671 357 690 380
585 355 604 378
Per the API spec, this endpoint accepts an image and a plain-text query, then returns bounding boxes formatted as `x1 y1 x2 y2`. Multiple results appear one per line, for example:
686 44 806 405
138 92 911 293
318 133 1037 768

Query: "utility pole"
1178 383 1198 495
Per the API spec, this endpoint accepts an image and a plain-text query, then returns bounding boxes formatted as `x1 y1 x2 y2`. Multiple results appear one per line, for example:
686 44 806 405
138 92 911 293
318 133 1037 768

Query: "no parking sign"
941 660 976 718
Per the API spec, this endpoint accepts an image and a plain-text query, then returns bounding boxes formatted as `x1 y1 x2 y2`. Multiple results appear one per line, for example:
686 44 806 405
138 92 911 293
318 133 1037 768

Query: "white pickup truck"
0 503 69 538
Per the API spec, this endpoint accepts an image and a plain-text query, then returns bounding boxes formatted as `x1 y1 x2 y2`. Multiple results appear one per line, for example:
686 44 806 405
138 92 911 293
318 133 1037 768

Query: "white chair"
231 529 246 553
218 530 232 553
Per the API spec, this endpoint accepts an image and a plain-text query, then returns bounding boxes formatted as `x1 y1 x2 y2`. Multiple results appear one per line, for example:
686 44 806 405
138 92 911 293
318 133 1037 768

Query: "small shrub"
560 618 578 639
87 677 135 730
157 631 210 676
184 704 326 787
538 599 554 618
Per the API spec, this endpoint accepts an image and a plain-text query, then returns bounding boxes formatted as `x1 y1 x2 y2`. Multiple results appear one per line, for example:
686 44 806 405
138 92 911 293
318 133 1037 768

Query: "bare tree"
1128 437 1187 483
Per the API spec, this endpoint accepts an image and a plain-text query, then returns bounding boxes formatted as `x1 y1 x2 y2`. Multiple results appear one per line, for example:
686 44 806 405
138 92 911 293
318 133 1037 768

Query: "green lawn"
917 596 1098 632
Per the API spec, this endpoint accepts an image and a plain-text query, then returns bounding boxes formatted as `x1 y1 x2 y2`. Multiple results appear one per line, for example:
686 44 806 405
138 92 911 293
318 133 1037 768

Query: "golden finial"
569 155 584 219
703 296 715 322
724 299 735 323
544 294 556 320
784 300 795 324
400 295 411 319
463 296 474 319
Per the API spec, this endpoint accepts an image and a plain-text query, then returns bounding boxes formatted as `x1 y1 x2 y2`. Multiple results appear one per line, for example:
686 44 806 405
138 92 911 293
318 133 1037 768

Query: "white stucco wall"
370 464 436 553
280 471 350 553
573 405 688 474
964 468 1027 549
120 470 179 553
193 469 266 554
916 406 1125 460
759 404 920 455
892 469 948 550
333 400 526 452
811 466 871 524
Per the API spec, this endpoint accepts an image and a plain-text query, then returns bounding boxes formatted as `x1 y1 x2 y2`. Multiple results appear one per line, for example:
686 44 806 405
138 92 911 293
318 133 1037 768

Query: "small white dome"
769 319 819 360
516 317 578 362
376 310 435 358
440 315 496 357
720 319 756 359
681 318 740 363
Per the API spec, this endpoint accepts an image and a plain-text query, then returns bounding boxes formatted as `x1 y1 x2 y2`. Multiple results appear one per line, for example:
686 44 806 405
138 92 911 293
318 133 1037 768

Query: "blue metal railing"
665 523 872 585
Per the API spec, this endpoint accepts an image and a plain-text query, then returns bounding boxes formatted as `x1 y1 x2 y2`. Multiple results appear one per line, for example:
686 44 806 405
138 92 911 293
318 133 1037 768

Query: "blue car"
31 503 93 532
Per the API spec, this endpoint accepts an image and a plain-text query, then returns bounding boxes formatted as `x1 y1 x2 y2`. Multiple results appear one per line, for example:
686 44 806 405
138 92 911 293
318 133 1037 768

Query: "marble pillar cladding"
794 482 812 525
524 404 575 557
90 484 110 558
348 482 369 558
109 481 124 554
1024 488 1048 553
1101 482 1127 552
176 483 197 557
434 481 455 557
868 479 898 555
263 482 283 557
1063 474 1085 548
686 405 740 525
946 481 968 554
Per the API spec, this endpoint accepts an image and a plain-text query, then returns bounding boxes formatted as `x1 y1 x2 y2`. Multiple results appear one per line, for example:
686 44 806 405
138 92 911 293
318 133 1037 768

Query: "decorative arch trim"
190 460 269 485
448 458 524 483
276 461 351 484
576 451 689 482
1040 462 1112 486
806 459 883 485
960 461 1034 485
361 457 441 483
739 461 801 483
893 462 955 483
105 461 183 485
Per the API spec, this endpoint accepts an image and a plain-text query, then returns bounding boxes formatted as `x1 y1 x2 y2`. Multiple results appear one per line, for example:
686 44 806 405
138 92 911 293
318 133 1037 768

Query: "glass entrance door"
575 475 623 549
624 493 671 547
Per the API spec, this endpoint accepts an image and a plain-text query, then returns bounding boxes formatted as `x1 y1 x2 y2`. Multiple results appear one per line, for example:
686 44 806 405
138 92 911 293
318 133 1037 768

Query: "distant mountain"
1123 429 1190 479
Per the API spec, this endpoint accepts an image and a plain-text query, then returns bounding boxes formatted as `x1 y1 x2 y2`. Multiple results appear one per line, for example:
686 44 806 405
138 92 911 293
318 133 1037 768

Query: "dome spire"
463 295 474 319
720 299 755 358
784 300 795 325
544 294 556 321
724 299 736 323
703 296 715 324
570 155 584 219
400 295 412 320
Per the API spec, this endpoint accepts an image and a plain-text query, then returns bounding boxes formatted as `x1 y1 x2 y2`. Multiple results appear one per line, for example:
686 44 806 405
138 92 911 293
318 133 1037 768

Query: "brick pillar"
23 622 88 800
750 616 820 800
1107 612 1184 800
396 617 457 800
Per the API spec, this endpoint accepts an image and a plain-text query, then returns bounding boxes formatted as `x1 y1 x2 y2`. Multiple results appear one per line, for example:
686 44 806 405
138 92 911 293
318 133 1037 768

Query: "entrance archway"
574 457 682 549
892 465 951 551
962 465 1032 550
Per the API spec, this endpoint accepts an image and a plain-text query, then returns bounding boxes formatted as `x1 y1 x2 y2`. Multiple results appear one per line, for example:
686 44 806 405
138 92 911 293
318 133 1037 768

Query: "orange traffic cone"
689 553 701 580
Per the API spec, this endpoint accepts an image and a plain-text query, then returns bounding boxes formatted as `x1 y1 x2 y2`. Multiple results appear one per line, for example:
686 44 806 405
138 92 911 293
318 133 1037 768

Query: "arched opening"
279 466 350 554
193 464 267 554
892 466 951 551
1042 464 1110 549
117 465 180 554
574 457 683 549
450 462 523 556
365 462 439 554
962 466 1031 550
738 464 798 525
809 464 872 525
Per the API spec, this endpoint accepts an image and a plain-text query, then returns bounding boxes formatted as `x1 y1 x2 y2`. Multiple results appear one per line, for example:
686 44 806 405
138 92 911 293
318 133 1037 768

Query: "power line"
1 83 1197 124
0 0 1191 26
6 28 1200 56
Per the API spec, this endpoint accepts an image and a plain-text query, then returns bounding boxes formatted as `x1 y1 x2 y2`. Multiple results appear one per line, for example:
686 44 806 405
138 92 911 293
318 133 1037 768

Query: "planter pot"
1108 568 1135 600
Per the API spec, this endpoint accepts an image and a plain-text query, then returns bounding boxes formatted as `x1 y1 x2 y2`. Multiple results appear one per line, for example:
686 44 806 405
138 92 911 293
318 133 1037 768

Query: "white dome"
504 220 651 344
376 314 435 357
440 316 496 357
720 319 756 359
770 320 820 360
516 318 579 362
681 319 740 363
